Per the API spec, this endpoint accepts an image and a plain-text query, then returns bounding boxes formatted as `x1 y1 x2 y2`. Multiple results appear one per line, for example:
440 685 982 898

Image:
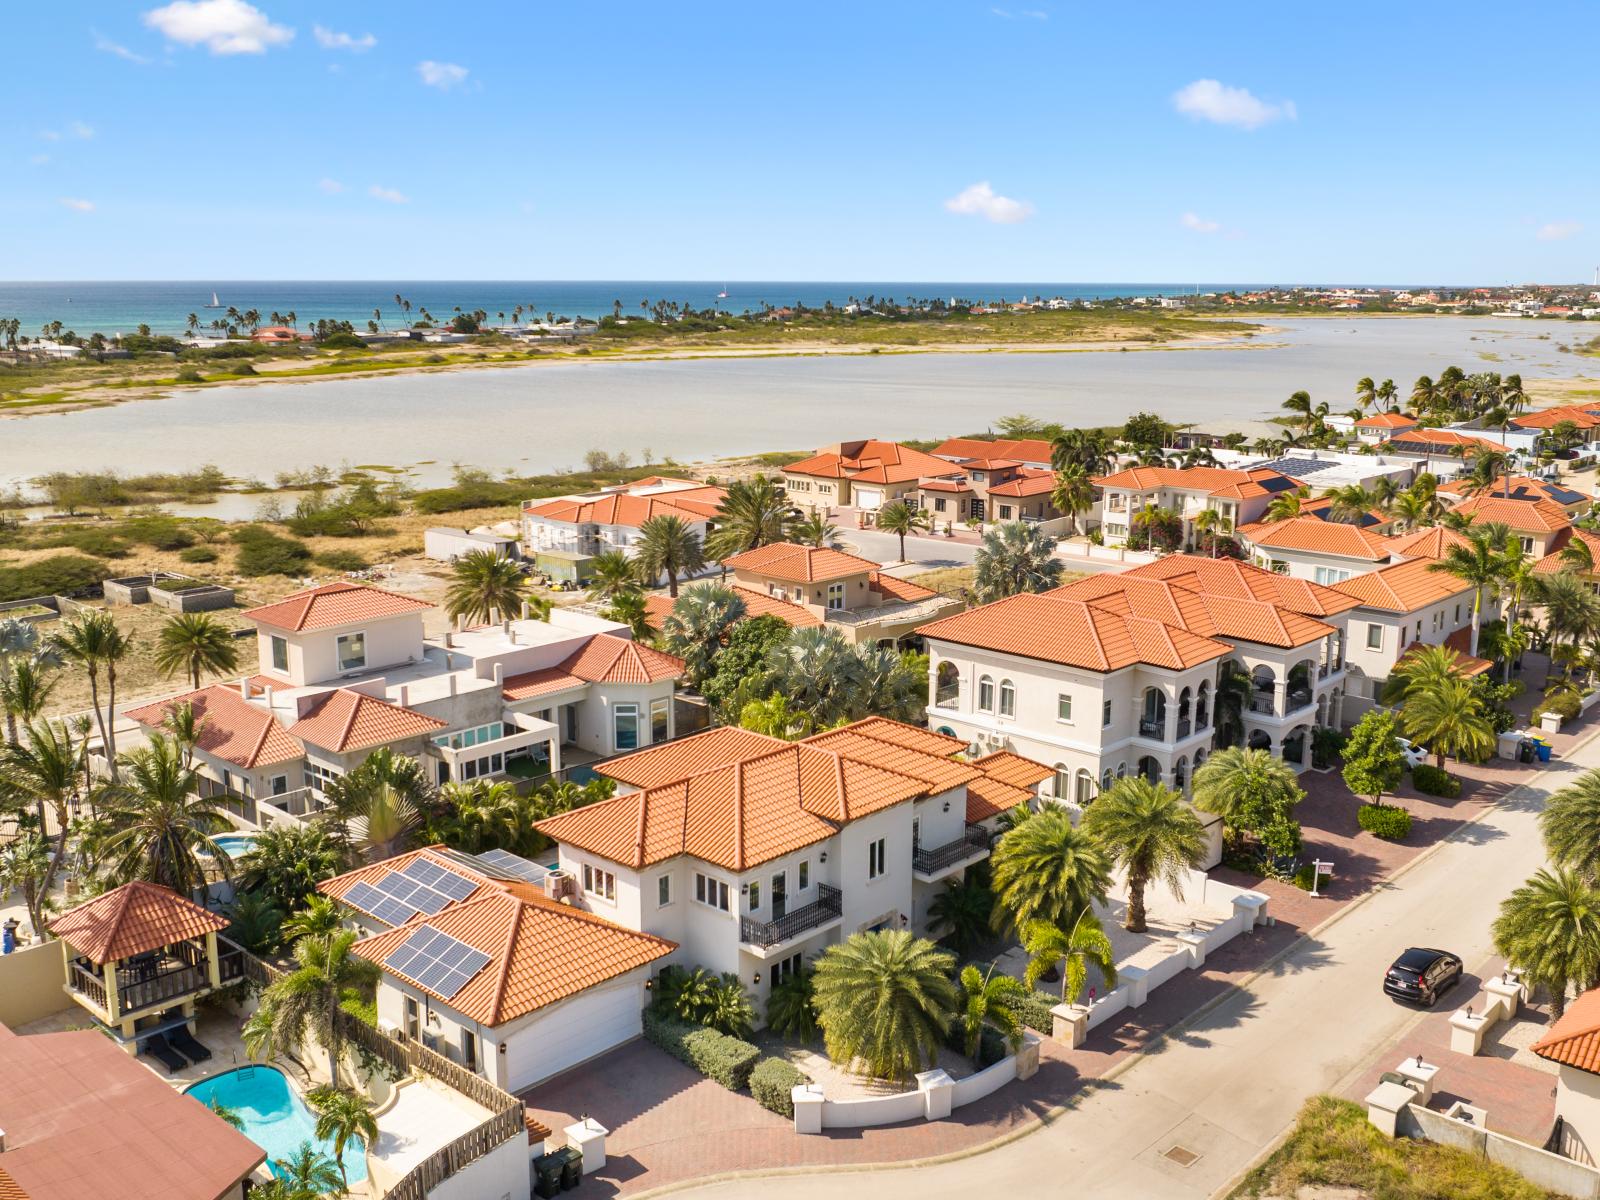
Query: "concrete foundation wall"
423 1129 529 1200
0 940 71 1027
1402 1106 1600 1199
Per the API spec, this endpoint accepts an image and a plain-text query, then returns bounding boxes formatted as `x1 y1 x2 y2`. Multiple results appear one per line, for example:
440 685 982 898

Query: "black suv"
1384 947 1464 1005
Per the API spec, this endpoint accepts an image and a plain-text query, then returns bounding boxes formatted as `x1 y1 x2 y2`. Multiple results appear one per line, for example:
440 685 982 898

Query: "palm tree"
1428 529 1505 655
444 549 526 625
811 930 958 1082
237 824 347 912
1354 376 1377 415
765 967 818 1040
586 550 638 601
96 734 232 895
1 617 62 745
1083 777 1207 933
1211 664 1254 750
956 964 1027 1056
309 1086 378 1189
972 521 1063 603
1050 465 1095 536
1263 487 1308 523
660 583 747 687
322 748 429 861
760 626 861 728
1321 484 1373 524
792 508 839 548
1390 488 1433 532
1380 643 1458 705
634 515 705 597
1560 533 1596 575
2 719 83 891
875 500 930 562
1541 770 1600 881
1460 449 1511 497
246 930 381 1086
705 475 792 560
989 807 1111 935
1538 571 1600 673
927 876 993 955
1376 378 1398 412
52 610 129 777
267 1142 346 1200
1191 746 1303 852
599 589 654 640
1281 390 1314 434
1400 677 1494 771
282 894 344 943
0 832 54 939
153 613 240 691
1021 910 1118 1005
1411 375 1437 414
1492 867 1600 1019
0 658 58 746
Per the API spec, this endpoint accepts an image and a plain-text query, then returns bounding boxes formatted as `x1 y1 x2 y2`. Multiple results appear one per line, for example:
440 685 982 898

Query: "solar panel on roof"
371 895 419 926
472 848 550 885
381 926 491 1001
429 870 477 902
410 889 449 916
343 880 385 912
402 859 450 888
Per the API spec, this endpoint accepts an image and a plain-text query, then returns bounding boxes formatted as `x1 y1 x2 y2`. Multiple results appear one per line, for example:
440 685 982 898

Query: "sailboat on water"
203 291 222 309
716 284 729 300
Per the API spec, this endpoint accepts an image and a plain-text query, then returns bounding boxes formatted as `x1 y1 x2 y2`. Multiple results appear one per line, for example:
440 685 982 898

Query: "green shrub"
218 362 257 377
0 555 106 601
1291 864 1316 891
1357 804 1413 840
35 527 130 558
988 982 1060 1034
641 1008 759 1090
320 332 366 349
750 1057 809 1117
119 516 195 550
315 549 368 572
1535 688 1582 723
174 366 204 382
1410 763 1461 798
942 1020 1007 1068
233 526 312 577
179 545 219 564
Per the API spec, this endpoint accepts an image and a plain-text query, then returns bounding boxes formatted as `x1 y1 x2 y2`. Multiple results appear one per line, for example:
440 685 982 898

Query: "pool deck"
368 1074 493 1193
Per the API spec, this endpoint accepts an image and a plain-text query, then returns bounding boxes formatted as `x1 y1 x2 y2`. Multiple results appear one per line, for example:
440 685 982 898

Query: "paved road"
676 736 1593 1200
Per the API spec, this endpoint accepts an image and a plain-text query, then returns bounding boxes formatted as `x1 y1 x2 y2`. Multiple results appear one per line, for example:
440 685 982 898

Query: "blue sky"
6 1 1598 283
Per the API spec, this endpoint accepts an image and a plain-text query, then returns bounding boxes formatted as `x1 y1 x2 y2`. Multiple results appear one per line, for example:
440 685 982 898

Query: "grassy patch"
908 566 975 597
1231 1096 1560 1200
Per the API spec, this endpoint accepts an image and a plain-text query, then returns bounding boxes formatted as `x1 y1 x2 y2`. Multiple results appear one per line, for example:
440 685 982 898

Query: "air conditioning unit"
544 870 575 900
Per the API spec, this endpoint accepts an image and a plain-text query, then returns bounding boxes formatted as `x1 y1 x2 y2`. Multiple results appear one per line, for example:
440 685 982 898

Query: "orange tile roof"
726 542 878 582
803 728 983 793
0 1167 26 1200
1536 528 1600 575
919 476 976 494
972 750 1054 789
869 571 941 602
599 725 786 788
124 684 303 769
838 716 969 756
502 633 684 699
1122 554 1362 618
1379 429 1505 455
287 688 448 753
1064 574 1337 649
1513 405 1600 431
1384 526 1475 560
1330 557 1473 613
50 881 228 966
644 585 822 633
1394 633 1493 679
965 776 1033 823
1356 411 1418 429
1533 986 1600 1074
784 440 951 485
526 1112 554 1143
500 667 587 700
1093 465 1299 498
962 457 1021 470
242 580 433 632
0 1023 265 1200
1236 515 1395 561
1436 475 1593 505
932 436 1055 465
349 882 673 1027
1447 494 1572 533
987 468 1059 498
523 486 726 528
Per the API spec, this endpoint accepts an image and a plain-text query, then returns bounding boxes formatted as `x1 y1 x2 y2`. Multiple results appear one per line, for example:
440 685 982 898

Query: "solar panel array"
340 858 481 925
383 926 490 1000
473 848 551 885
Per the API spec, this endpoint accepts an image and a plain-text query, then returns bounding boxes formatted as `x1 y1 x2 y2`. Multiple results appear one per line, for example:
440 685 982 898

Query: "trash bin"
557 1146 583 1190
1519 740 1536 764
534 1153 563 1199
1538 742 1553 763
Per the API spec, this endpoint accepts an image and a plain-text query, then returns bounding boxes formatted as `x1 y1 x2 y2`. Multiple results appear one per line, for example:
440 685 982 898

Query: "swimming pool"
207 832 260 858
185 1065 369 1183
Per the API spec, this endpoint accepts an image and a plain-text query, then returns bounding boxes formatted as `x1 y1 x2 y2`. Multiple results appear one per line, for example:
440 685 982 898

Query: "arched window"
1116 762 1127 779
1173 756 1189 790
1196 681 1211 729
1076 769 1096 805
999 679 1016 718
1100 768 1115 793
978 675 995 712
935 662 960 706
1053 764 1070 798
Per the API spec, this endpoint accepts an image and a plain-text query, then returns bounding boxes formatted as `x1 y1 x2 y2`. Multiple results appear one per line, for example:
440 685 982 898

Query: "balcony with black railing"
740 884 843 950
913 824 992 879
66 936 238 1019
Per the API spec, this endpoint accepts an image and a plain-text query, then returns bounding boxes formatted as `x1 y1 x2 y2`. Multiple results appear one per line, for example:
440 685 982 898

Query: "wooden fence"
230 939 525 1199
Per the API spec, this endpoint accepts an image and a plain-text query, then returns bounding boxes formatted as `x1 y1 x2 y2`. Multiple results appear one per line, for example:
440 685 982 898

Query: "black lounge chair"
142 1032 188 1074
169 1025 212 1063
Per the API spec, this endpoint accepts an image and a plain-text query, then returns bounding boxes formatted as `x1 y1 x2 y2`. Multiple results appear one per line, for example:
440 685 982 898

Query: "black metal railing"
120 963 208 1013
1176 718 1192 739
1248 693 1277 715
1287 689 1313 712
913 824 991 875
1139 718 1165 738
740 884 842 948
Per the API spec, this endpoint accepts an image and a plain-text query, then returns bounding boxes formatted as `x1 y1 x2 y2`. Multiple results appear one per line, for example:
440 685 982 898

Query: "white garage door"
505 978 643 1092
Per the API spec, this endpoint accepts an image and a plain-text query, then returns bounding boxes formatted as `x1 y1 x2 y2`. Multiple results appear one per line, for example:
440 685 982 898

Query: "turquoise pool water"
208 832 260 858
185 1066 369 1183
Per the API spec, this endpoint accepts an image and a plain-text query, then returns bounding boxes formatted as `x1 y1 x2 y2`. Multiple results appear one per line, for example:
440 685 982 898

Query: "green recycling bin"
557 1145 583 1190
533 1153 563 1198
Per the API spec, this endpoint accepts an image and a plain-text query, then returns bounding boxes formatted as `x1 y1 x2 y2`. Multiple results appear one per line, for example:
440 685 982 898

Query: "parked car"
1396 737 1428 769
1384 947 1463 1005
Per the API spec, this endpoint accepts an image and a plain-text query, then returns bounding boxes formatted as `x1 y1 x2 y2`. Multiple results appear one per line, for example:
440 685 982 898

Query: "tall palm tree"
1411 375 1437 415
0 658 58 746
1083 777 1207 933
52 610 129 777
1492 867 1600 1019
1400 676 1494 771
245 930 381 1086
811 930 958 1082
282 894 344 943
1390 489 1432 532
0 832 55 940
309 1086 379 1189
1191 746 1303 852
96 734 232 896
599 589 654 640
634 515 706 598
1049 465 1095 536
972 521 1062 603
1428 528 1505 655
266 1142 345 1200
1 617 62 745
1051 428 1114 477
875 500 930 562
1559 532 1596 575
1020 910 1117 1005
956 964 1027 1056
1460 449 1510 496
153 613 240 691
792 508 839 548
1354 376 1377 415
1263 487 1308 523
660 583 747 687
989 806 1112 935
1 719 83 890
1376 378 1398 412
1321 484 1373 524
1541 770 1600 881
444 549 526 625
1380 643 1459 705
1211 664 1254 750
1281 390 1314 434
761 626 862 728
586 550 638 601
1538 571 1600 674
705 475 792 561
322 748 429 861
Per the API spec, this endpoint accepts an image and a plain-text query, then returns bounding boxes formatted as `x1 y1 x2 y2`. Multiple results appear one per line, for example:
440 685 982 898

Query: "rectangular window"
868 837 887 880
978 678 995 711
1366 623 1383 650
270 775 288 795
581 863 616 902
999 504 1014 520
614 703 640 752
798 860 810 890
460 1029 477 1072
934 497 947 513
826 582 845 610
269 635 289 673
1102 699 1112 727
1314 566 1351 585
1454 604 1461 623
694 872 730 911
650 697 670 744
658 875 671 907
1057 694 1073 722
335 632 366 672
748 880 761 910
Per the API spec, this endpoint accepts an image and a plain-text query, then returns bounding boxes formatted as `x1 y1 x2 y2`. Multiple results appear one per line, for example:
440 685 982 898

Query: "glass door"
771 872 788 920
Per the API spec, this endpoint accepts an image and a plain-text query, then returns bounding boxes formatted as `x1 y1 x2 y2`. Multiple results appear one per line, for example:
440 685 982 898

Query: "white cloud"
70 121 94 140
59 198 95 213
92 29 153 64
142 0 293 55
1173 78 1296 130
369 185 408 204
37 130 60 142
31 154 51 166
944 181 1034 224
1180 212 1221 234
417 60 469 90
313 24 375 51
318 178 345 194
1537 220 1583 242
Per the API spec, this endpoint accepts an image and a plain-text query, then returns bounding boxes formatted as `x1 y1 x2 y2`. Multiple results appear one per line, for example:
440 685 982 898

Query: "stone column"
104 960 120 1023
205 931 222 988
1274 676 1288 717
